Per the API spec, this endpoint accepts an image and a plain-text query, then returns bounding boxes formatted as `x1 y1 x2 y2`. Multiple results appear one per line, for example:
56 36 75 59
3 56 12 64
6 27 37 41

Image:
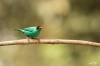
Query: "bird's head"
37 26 43 30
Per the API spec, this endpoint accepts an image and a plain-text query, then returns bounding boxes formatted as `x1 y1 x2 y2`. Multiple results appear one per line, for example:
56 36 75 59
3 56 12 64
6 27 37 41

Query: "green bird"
18 26 42 39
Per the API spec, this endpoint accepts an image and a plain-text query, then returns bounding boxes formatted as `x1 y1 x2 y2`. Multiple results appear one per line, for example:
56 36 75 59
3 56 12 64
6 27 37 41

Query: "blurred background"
0 0 100 66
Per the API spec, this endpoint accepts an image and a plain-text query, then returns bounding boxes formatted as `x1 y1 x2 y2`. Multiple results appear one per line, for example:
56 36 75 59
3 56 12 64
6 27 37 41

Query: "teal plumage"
18 26 42 39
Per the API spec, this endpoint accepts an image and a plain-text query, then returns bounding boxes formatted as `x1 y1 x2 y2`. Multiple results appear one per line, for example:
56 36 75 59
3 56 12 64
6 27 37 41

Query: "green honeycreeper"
18 26 42 39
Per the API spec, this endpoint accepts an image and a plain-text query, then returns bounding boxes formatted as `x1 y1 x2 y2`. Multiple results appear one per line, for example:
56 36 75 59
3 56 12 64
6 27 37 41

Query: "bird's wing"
23 27 37 32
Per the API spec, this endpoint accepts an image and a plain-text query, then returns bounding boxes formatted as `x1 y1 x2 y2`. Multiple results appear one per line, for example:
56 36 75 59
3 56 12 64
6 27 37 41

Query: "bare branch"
0 39 100 47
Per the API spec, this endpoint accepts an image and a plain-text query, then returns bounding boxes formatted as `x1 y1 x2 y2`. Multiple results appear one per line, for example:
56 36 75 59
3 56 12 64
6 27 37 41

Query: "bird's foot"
26 37 40 46
33 38 40 44
26 37 31 44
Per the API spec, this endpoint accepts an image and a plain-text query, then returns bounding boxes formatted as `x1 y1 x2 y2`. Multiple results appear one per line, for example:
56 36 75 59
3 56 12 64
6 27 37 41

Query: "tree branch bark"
0 39 100 47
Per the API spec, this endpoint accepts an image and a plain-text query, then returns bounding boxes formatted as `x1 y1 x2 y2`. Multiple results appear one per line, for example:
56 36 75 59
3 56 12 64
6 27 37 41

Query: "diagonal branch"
0 39 100 47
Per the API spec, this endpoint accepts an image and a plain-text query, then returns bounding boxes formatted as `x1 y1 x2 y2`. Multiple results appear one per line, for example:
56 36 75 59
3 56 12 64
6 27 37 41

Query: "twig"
0 39 100 47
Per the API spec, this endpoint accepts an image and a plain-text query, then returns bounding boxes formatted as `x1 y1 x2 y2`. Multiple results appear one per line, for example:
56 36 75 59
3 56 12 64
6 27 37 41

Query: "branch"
0 39 100 47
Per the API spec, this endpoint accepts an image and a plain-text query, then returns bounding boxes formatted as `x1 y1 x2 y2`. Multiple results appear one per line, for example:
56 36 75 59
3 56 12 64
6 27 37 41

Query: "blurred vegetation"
0 0 100 66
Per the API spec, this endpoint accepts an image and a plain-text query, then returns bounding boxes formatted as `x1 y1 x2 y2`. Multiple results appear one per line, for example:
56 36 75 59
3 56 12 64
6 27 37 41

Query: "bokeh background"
0 0 100 66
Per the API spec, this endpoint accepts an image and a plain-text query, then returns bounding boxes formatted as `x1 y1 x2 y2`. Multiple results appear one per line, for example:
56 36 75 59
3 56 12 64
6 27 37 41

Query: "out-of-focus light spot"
89 61 97 65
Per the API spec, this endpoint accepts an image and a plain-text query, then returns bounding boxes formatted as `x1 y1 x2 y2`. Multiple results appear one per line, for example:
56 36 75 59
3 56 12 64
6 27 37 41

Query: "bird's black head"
37 26 43 30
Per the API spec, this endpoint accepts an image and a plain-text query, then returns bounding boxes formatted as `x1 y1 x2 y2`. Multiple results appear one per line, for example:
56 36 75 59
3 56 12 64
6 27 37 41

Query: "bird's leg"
32 37 40 44
26 37 31 44
36 37 40 43
35 37 40 47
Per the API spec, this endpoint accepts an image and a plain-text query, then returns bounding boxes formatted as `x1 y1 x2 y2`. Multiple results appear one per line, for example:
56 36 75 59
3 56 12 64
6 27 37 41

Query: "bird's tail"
17 29 25 33
17 29 21 31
